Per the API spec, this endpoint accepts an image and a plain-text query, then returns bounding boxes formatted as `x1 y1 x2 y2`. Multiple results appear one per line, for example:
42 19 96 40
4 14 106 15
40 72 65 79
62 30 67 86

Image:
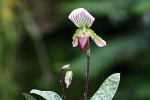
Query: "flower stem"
84 47 90 100
60 69 66 100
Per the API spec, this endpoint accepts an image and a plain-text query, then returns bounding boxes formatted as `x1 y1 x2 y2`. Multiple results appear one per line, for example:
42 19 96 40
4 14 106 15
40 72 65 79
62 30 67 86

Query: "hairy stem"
60 69 66 100
84 47 90 100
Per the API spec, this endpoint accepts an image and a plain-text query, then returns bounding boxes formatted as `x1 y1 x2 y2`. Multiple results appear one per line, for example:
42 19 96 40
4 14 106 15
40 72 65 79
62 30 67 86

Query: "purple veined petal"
68 8 95 27
90 33 106 47
72 37 78 47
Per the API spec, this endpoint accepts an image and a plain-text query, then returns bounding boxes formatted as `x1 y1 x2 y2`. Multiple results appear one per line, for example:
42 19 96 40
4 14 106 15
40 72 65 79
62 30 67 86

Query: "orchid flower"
68 8 106 51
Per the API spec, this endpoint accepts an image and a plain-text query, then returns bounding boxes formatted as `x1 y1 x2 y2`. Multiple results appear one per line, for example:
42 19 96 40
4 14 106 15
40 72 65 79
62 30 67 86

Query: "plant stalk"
84 47 90 100
60 69 66 100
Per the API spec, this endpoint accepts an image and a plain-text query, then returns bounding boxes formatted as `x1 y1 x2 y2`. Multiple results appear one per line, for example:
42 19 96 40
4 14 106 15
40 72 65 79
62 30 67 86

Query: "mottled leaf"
30 89 62 100
22 93 36 100
90 73 120 100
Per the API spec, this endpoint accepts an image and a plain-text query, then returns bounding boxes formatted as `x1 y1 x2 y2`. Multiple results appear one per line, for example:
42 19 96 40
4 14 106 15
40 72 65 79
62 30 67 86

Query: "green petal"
88 29 102 41
72 28 81 41
88 29 106 47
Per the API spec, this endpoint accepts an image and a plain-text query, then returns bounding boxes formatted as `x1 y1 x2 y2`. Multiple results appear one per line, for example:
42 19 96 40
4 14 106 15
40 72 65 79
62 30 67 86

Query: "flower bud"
78 36 89 51
65 71 73 88
62 64 70 70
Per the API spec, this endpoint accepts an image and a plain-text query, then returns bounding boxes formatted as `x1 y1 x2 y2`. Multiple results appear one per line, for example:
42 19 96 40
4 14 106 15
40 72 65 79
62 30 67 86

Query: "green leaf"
90 73 120 100
30 89 62 100
22 93 36 100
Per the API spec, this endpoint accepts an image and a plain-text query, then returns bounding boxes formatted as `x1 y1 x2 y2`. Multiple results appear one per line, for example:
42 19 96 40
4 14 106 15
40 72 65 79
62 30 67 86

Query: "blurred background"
0 0 150 100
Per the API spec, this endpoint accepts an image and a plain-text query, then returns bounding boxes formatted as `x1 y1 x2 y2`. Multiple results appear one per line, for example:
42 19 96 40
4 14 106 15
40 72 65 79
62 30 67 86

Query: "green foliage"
131 0 150 14
22 93 36 100
30 89 62 100
91 73 120 100
23 73 120 100
23 89 62 100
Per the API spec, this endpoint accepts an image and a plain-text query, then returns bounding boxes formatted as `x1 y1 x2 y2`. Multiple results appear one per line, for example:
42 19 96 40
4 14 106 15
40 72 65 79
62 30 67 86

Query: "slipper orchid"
68 8 106 51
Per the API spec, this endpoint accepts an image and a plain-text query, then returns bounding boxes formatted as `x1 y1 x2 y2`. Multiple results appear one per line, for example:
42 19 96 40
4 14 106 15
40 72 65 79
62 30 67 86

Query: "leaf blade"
90 73 120 100
22 93 36 100
30 89 62 100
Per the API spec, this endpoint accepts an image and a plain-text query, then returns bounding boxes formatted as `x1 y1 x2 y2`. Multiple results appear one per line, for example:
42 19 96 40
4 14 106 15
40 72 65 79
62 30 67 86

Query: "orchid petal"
72 37 78 47
92 37 106 47
68 8 95 28
72 29 82 47
89 29 106 47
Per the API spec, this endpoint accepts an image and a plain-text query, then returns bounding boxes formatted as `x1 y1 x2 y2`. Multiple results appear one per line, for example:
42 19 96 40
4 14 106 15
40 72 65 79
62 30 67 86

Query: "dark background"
0 0 150 100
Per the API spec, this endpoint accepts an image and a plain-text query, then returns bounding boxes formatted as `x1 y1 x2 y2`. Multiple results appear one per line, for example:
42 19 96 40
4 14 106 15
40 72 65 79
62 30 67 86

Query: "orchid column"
68 8 106 100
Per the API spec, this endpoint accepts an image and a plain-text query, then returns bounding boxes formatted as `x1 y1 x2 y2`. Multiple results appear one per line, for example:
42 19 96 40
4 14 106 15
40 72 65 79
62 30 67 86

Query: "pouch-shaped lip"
78 36 90 51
